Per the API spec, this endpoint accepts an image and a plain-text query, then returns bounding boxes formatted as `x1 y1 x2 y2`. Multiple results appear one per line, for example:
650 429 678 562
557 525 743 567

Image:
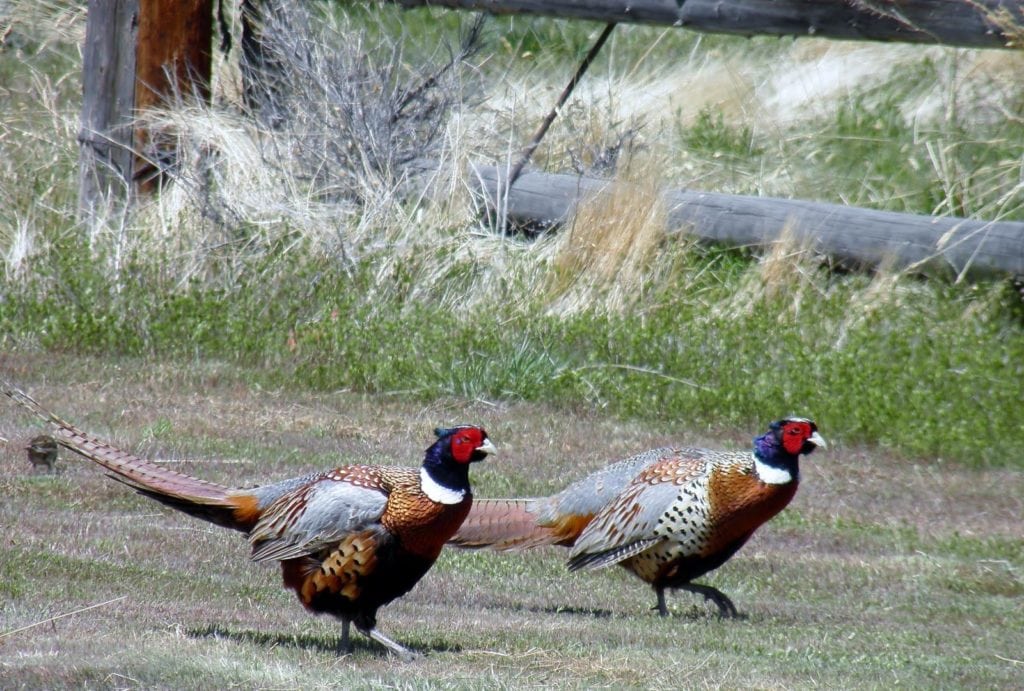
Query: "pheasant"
25 433 59 473
452 417 824 617
2 385 495 659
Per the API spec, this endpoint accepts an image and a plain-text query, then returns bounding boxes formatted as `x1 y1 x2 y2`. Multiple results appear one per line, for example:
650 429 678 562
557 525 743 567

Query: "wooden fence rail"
391 0 1024 50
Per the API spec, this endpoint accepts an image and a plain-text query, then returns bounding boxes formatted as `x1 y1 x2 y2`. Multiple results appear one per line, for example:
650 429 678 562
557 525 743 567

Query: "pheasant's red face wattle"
781 420 815 455
449 427 487 464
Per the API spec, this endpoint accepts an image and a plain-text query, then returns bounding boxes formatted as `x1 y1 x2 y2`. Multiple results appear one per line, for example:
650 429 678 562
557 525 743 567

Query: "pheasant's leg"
359 626 421 661
678 583 738 618
337 618 352 654
653 587 670 617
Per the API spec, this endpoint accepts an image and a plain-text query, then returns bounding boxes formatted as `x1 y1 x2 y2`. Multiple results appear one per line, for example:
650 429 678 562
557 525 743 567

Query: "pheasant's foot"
360 626 422 661
677 582 738 618
652 587 670 617
337 619 353 655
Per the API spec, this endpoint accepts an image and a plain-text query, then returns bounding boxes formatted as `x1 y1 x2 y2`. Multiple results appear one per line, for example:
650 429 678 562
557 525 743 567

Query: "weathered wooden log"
465 164 1024 279
391 0 1024 50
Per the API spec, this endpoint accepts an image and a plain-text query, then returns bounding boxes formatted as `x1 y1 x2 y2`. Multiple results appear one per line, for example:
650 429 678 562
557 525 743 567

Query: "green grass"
4 245 1022 467
1 370 1022 687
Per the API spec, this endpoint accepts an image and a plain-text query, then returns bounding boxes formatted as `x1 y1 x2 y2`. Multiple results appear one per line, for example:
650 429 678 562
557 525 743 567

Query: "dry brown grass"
713 222 826 323
539 156 679 316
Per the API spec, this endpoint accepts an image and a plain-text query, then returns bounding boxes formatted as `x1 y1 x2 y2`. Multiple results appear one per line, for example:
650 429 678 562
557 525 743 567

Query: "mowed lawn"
1 356 1022 688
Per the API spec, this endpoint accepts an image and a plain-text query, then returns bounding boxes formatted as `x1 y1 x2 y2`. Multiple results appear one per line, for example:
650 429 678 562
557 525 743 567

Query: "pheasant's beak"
808 431 827 449
477 438 497 456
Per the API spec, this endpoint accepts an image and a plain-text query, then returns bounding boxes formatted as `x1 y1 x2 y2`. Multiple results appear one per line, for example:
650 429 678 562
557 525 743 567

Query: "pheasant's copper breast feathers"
381 472 475 560
702 462 799 556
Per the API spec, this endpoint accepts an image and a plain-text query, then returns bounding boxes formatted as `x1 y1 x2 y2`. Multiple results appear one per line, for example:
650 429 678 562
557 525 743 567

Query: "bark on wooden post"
134 0 214 191
77 0 139 224
77 0 214 224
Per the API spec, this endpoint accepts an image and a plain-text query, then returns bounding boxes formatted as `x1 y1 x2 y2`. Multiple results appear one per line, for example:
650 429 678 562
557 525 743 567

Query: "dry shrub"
238 5 485 206
116 4 488 294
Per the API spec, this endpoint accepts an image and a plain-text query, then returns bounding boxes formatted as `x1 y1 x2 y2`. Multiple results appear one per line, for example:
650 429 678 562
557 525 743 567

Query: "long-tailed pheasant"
451 417 824 617
3 385 495 658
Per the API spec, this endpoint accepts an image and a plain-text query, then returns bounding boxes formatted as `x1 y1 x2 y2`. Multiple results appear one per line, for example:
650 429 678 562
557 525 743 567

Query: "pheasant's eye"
785 422 810 438
448 428 484 463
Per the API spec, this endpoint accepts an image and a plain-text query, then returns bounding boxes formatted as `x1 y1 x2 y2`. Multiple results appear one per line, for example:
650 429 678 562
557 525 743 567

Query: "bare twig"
573 363 709 390
0 596 128 640
506 22 617 188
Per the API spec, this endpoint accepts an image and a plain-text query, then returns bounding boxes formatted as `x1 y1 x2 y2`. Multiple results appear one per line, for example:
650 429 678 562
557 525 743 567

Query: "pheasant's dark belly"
309 555 432 616
281 544 434 625
623 535 751 587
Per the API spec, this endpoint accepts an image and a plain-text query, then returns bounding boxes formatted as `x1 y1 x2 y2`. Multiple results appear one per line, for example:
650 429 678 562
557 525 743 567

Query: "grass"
1 365 1022 688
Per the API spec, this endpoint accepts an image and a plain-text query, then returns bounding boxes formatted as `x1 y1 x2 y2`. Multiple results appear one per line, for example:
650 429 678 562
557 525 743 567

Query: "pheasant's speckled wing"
567 451 712 569
248 466 392 562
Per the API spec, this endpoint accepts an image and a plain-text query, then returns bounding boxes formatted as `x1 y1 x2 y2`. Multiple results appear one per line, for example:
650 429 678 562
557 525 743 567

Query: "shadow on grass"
533 605 615 618
518 601 750 621
187 624 463 656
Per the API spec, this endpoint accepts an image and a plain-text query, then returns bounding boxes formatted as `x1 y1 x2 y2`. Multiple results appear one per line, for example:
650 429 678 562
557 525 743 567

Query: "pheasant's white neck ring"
753 454 796 485
420 467 467 504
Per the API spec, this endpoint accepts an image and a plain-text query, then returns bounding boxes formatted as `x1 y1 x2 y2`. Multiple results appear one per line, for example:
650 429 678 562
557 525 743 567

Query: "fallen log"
391 0 1024 50
463 163 1024 280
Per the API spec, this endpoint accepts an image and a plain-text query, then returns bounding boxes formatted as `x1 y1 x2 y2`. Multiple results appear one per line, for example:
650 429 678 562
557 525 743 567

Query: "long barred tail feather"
2 382 254 531
450 498 577 551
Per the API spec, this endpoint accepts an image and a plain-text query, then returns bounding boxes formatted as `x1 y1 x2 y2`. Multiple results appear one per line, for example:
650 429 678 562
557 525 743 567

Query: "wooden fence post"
78 0 139 225
77 0 214 225
134 0 214 192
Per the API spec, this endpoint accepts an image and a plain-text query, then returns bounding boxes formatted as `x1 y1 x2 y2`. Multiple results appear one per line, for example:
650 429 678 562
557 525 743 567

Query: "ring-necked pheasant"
3 385 495 659
451 417 824 617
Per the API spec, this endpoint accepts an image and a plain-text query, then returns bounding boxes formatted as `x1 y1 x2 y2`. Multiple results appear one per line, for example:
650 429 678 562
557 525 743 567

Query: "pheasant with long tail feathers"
3 384 495 659
452 418 824 617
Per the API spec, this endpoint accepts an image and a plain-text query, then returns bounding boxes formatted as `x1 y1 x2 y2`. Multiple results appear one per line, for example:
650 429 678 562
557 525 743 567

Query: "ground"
1 354 1021 688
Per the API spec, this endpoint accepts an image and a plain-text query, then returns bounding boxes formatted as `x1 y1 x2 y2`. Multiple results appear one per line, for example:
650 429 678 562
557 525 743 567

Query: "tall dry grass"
539 155 674 316
2 1 1022 329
